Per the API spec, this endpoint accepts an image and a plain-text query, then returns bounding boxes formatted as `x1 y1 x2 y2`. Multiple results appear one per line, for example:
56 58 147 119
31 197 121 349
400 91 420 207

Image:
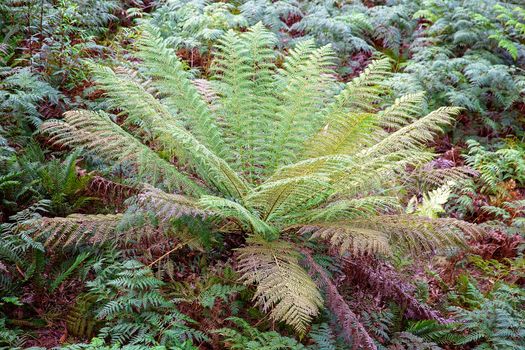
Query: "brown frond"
299 223 391 256
87 175 141 206
344 256 449 322
302 251 377 350
299 215 480 256
35 214 123 249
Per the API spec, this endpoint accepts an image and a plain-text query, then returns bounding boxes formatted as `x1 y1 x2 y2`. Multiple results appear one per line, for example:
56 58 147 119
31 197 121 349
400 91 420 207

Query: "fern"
199 284 245 309
66 293 100 340
214 316 306 350
307 323 339 350
465 140 525 194
88 260 206 347
49 251 92 292
0 317 24 350
391 0 524 135
237 237 323 335
34 213 123 249
38 24 476 338
449 282 525 349
0 67 61 127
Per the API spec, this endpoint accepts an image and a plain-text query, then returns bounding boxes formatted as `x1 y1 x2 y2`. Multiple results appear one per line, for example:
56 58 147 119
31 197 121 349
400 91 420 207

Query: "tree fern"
39 24 477 339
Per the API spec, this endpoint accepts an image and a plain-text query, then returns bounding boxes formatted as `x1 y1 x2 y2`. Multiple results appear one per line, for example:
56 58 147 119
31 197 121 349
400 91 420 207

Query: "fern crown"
40 23 474 334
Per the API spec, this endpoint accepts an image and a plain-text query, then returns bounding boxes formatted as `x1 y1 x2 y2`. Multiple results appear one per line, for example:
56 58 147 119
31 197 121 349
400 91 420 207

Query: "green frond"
376 92 427 130
305 58 392 158
159 120 251 199
271 40 337 168
137 26 227 158
412 166 475 189
237 237 323 335
40 110 203 195
212 23 279 180
331 150 435 196
81 65 249 199
269 155 356 182
303 196 402 223
199 195 276 238
137 186 208 224
50 251 92 292
248 175 330 223
199 284 245 309
362 107 461 157
214 316 306 349
305 112 377 158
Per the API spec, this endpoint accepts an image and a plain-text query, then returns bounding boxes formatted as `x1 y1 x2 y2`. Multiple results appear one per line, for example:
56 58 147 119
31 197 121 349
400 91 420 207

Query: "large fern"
40 24 478 338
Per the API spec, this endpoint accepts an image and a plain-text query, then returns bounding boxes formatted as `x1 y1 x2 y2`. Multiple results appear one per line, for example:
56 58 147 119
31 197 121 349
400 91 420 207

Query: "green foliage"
0 143 92 217
307 323 340 350
404 320 464 346
147 0 414 72
0 67 61 128
361 307 456 349
0 317 24 350
388 332 442 350
214 316 306 350
5 0 524 348
199 284 245 309
66 293 100 340
391 0 525 136
406 183 453 219
147 0 248 56
86 260 206 347
465 140 525 194
0 200 49 291
59 336 196 350
468 255 525 282
0 0 122 87
491 4 525 59
36 150 94 216
449 281 525 349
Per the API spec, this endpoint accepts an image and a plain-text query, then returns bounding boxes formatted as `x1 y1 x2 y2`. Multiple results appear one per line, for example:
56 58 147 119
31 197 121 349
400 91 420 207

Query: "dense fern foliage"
1 0 524 349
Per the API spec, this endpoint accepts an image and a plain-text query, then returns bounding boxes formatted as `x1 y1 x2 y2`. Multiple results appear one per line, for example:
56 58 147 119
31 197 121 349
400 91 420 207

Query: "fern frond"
300 222 391 256
35 213 123 249
300 215 477 255
303 196 402 222
199 195 276 238
376 92 427 130
90 64 249 199
40 110 203 195
137 26 227 157
237 237 323 335
305 58 392 158
213 23 279 180
363 107 461 157
50 251 92 292
271 40 337 168
248 175 330 223
137 186 208 224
